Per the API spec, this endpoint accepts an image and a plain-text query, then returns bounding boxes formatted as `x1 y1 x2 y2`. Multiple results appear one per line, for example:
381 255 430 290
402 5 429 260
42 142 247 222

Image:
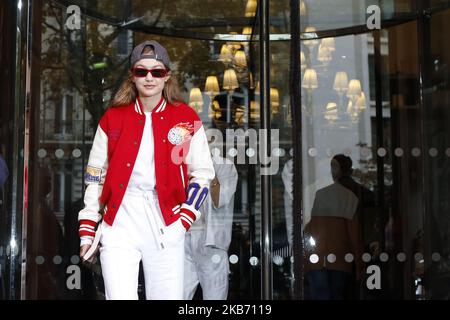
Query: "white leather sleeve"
185 125 215 188
78 125 109 223
182 125 215 220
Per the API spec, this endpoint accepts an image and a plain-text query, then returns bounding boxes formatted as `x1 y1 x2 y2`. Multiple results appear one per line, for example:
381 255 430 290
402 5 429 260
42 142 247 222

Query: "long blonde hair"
111 47 185 107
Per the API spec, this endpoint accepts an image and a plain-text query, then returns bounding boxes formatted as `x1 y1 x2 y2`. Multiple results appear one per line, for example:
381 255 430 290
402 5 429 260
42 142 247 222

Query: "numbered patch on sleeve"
85 166 102 183
185 183 209 210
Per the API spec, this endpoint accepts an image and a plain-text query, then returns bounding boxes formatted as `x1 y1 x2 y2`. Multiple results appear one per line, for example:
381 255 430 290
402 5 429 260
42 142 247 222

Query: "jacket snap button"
126 163 131 167
134 141 138 145
163 139 166 143
160 116 164 120
112 204 116 208
119 184 124 188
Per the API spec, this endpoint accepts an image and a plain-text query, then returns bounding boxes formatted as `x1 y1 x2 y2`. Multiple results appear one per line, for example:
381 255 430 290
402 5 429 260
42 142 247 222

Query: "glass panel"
244 12 261 299
27 1 115 298
300 0 415 32
0 0 24 300
269 0 295 300
270 40 295 299
432 0 450 7
56 0 420 35
54 0 255 35
298 3 450 300
1 0 28 300
6 0 449 300
25 0 262 300
422 8 450 299
301 30 377 300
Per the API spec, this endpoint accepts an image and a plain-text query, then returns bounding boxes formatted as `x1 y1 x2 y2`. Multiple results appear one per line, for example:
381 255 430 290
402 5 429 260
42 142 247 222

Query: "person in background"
183 142 238 300
304 155 364 300
78 40 215 300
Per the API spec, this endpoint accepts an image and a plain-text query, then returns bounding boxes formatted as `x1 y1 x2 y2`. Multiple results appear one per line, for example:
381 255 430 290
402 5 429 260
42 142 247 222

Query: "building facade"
0 0 449 300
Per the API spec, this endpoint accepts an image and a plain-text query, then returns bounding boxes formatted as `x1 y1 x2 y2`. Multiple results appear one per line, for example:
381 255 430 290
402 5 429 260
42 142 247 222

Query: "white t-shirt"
128 111 156 191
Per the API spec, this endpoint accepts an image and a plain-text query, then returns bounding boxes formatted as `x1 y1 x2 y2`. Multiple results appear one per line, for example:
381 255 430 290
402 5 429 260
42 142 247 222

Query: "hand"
80 244 91 260
80 243 101 264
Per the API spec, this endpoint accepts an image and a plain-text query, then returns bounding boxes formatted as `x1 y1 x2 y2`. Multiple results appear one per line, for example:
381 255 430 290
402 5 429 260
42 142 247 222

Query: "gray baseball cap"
130 40 170 69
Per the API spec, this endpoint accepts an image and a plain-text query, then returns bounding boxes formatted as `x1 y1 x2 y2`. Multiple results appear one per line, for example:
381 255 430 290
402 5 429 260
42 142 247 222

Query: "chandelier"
301 27 367 125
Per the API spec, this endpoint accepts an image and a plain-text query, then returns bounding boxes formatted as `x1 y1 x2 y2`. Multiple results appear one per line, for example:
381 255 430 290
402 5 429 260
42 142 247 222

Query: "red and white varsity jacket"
78 97 215 241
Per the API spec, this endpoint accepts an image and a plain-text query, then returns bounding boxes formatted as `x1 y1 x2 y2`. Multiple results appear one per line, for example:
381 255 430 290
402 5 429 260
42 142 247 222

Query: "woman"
78 40 215 300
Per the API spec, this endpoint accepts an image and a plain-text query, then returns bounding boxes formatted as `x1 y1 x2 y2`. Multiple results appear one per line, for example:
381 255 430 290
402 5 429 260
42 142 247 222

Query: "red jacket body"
78 98 215 239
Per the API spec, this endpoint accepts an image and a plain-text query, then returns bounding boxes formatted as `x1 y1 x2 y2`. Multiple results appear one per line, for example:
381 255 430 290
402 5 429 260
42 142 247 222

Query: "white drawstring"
142 190 166 250
121 188 169 250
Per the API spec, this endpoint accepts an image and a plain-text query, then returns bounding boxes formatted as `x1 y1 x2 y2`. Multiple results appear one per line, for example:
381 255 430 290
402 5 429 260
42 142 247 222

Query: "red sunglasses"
132 67 169 78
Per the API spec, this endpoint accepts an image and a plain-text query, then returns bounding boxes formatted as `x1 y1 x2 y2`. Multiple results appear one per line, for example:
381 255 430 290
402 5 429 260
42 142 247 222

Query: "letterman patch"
167 122 194 145
85 166 102 183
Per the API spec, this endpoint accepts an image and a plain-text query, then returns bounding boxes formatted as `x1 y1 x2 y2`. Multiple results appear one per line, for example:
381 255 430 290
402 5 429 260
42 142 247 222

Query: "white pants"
100 189 185 300
183 231 229 300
